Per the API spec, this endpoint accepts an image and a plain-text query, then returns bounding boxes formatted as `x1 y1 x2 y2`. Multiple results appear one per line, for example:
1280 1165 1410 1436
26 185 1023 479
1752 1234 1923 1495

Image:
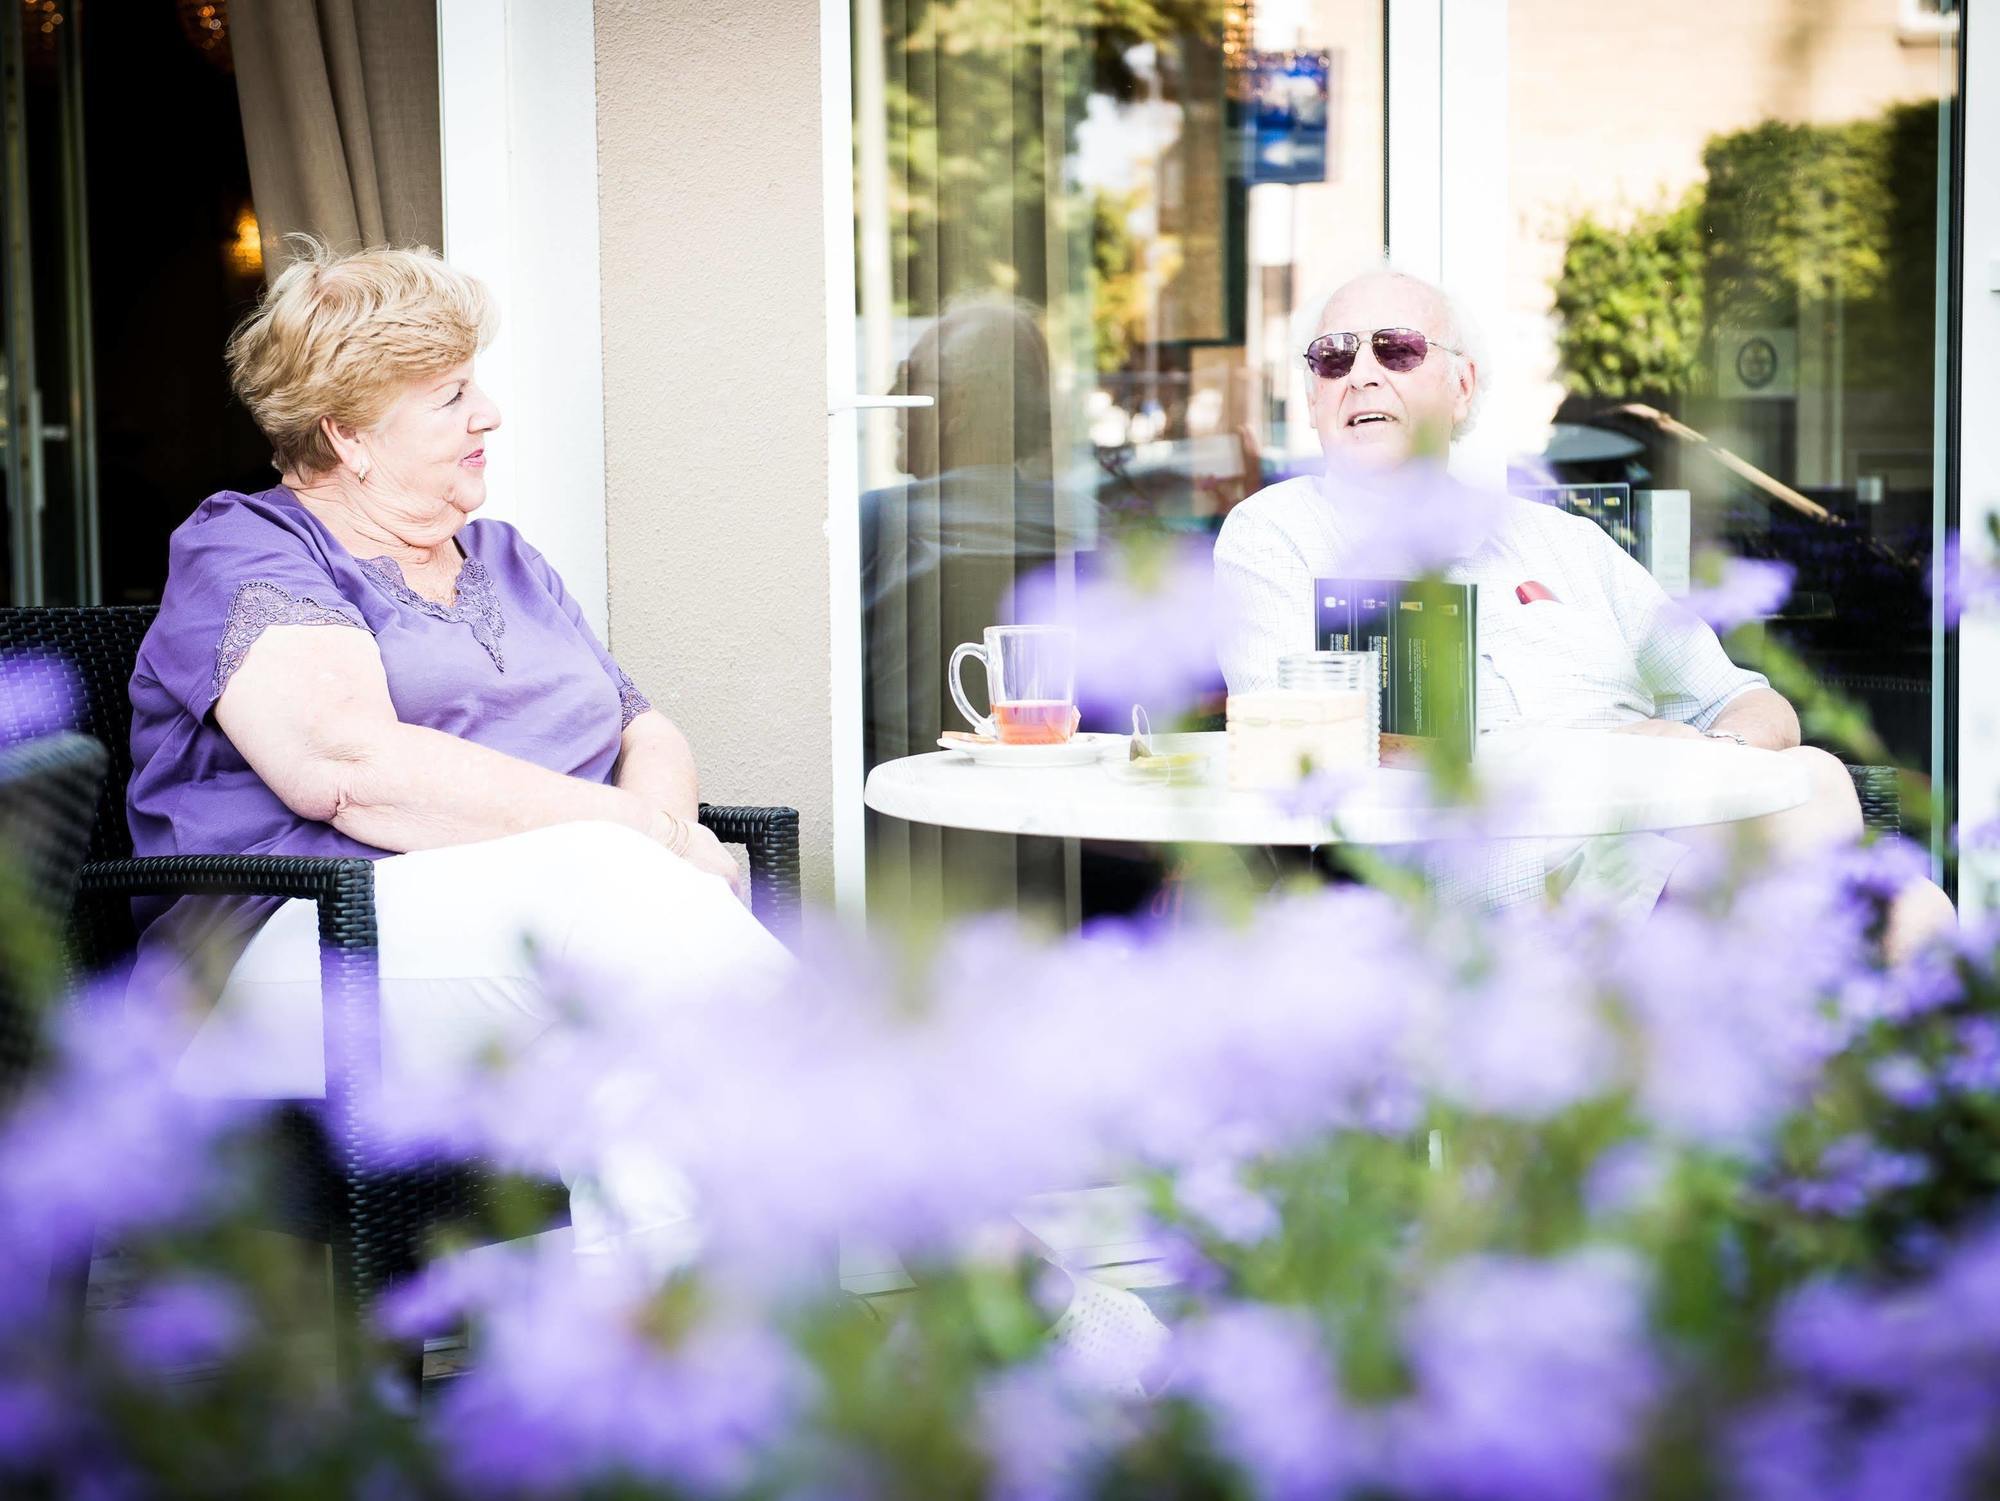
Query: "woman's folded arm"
214 622 665 853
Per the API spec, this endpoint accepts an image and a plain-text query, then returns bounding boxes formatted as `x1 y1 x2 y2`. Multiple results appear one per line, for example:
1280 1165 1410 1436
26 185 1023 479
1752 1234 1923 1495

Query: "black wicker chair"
0 732 110 1104
0 605 801 1363
1848 764 1903 837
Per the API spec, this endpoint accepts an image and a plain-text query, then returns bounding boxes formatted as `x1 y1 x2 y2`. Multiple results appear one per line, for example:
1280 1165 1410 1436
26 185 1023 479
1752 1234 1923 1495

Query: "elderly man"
1214 267 1953 957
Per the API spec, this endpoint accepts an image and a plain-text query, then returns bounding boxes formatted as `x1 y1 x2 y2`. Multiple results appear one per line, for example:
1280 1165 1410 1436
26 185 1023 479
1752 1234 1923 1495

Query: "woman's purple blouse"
128 486 652 955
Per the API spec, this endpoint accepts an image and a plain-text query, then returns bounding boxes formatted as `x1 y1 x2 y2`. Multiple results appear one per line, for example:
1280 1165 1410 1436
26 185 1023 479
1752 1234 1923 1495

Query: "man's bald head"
1304 268 1481 472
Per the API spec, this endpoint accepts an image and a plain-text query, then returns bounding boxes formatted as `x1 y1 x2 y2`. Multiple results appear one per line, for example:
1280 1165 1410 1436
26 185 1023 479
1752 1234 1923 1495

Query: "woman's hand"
646 811 748 902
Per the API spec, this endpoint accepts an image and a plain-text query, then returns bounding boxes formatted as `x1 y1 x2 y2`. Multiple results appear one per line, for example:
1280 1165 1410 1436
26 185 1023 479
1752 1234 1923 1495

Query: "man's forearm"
613 711 701 821
1708 687 1800 751
323 722 658 852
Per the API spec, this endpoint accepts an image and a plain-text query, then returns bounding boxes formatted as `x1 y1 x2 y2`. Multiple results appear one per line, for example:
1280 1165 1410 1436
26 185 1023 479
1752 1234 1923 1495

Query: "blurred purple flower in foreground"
112 1276 248 1376
1776 1134 1930 1219
1679 555 1794 634
1584 1140 1672 1221
978 1360 1121 1501
393 1247 811 1498
1007 541 1221 720
1610 856 1865 1148
1390 1248 1660 1501
1315 460 1508 577
1171 1304 1361 1500
1736 1220 2000 1500
1173 1158 1280 1246
1934 530 2000 626
0 651 82 747
0 998 242 1276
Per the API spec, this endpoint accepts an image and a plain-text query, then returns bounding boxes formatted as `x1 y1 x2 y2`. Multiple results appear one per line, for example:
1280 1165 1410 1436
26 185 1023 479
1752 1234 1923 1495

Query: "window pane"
854 0 1386 919
1500 1 1956 788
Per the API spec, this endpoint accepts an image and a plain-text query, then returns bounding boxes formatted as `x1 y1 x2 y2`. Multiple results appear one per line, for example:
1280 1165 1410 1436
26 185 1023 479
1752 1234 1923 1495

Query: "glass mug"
948 625 1078 744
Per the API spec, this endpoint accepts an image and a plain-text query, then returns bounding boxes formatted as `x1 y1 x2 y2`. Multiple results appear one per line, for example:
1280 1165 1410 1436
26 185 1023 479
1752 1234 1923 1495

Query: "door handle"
828 394 935 414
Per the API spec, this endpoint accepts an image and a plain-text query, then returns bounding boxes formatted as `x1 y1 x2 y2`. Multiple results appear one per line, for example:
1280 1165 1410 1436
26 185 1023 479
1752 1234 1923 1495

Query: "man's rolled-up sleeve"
1596 533 1770 730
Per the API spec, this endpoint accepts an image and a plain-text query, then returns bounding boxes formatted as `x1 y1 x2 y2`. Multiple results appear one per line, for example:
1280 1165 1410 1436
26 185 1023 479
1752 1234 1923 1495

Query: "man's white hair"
1293 260 1488 440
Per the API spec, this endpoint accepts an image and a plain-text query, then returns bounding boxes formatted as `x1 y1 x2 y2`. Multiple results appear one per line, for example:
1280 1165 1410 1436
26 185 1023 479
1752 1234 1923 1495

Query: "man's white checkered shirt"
1213 473 1771 907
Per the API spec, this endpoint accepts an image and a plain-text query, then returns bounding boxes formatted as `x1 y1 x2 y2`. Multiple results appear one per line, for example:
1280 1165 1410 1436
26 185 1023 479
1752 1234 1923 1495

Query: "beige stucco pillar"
594 0 833 901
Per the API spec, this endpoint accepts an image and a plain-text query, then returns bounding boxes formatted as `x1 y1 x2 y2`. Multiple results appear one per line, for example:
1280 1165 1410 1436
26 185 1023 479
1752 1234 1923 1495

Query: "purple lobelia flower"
1412 910 1616 1121
418 1257 812 1498
1773 1216 2000 1397
0 994 246 1267
111 1275 249 1376
1740 1344 2000 1500
1584 1140 1673 1221
977 1359 1126 1501
1776 1135 1930 1219
1933 530 2000 626
0 1374 69 1468
1388 1247 1661 1501
1608 861 1863 1148
1945 1017 2000 1095
0 651 82 747
1006 539 1223 721
1751 1221 2000 1501
1678 555 1794 634
1315 459 1509 577
1170 1303 1365 1500
1869 1054 1939 1110
1173 1158 1281 1246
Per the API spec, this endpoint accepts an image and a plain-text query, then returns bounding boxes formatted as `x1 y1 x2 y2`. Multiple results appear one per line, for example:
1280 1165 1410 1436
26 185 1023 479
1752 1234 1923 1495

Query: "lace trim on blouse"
213 581 365 706
356 554 507 672
616 667 652 730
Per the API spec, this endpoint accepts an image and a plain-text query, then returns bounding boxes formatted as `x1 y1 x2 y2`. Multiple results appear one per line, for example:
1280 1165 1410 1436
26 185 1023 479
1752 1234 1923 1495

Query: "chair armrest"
81 853 377 920
698 804 801 944
1845 765 1903 838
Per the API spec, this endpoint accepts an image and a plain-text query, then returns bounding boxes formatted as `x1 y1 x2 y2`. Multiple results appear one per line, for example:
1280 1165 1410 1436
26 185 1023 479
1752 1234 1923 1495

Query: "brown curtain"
230 0 443 279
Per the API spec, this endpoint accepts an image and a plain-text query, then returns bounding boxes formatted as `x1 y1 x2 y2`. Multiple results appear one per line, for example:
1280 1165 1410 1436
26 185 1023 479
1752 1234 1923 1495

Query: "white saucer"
937 732 1120 768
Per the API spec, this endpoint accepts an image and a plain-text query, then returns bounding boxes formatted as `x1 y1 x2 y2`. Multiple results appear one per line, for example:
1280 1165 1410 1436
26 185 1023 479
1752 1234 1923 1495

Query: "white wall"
437 0 610 636
594 0 834 900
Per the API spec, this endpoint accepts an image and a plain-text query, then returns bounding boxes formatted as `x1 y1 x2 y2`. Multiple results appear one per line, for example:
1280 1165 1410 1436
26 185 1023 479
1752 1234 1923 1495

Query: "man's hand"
1612 717 1708 742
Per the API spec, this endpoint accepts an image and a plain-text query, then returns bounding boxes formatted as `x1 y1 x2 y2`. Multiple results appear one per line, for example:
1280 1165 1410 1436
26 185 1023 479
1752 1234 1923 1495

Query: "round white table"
863 728 1811 846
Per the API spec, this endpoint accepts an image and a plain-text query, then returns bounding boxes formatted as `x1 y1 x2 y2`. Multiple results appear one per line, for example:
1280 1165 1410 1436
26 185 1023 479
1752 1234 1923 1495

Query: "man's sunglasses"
1303 327 1462 381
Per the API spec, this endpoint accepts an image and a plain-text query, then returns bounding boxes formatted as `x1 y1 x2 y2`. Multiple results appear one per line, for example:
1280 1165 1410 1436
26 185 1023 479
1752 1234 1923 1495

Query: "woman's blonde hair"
225 237 497 477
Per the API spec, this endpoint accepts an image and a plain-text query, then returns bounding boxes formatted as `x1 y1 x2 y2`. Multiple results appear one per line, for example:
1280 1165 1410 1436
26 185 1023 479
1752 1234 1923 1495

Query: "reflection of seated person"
860 297 1062 768
1213 268 1954 959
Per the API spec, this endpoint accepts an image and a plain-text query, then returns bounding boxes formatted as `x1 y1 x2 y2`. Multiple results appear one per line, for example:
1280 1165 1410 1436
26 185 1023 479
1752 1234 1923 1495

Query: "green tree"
1551 192 1706 401
1550 101 1940 407
870 0 1227 319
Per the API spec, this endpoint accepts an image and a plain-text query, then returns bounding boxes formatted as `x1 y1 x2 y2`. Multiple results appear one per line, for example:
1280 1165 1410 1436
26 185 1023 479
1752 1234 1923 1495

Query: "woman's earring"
355 461 370 483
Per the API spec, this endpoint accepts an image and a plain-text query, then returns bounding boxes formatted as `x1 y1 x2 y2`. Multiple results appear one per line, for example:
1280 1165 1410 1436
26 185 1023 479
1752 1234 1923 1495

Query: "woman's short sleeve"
146 497 371 724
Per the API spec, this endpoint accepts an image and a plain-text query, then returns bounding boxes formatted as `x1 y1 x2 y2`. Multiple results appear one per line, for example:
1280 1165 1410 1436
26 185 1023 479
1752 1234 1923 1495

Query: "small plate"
937 732 1120 768
1102 750 1215 786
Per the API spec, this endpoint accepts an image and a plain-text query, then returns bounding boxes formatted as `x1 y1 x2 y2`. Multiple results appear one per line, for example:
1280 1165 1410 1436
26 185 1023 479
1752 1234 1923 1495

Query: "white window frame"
1957 8 1996 914
436 0 610 637
1395 0 1507 488
824 0 869 917
824 0 1977 912
821 0 1437 916
1431 0 1970 895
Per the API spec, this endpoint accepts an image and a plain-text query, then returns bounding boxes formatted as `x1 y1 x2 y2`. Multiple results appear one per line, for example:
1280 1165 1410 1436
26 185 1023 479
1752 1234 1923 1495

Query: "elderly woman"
127 243 784 1252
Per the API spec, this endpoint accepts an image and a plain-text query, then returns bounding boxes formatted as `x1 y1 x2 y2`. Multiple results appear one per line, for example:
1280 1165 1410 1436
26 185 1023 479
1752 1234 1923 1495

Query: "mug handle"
948 642 996 737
